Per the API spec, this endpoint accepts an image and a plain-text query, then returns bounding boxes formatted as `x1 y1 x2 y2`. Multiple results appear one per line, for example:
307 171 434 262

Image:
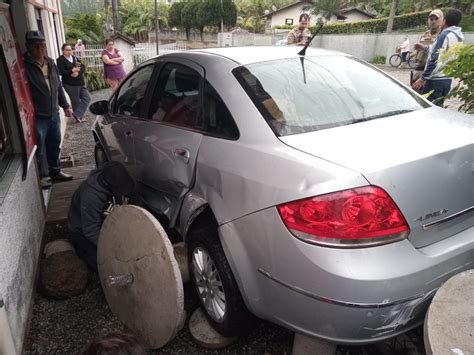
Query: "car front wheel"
188 227 253 337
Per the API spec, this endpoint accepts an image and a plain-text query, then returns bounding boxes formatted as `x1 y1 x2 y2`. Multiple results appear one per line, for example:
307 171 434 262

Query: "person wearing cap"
412 8 464 105
67 161 135 270
23 30 74 186
411 9 444 84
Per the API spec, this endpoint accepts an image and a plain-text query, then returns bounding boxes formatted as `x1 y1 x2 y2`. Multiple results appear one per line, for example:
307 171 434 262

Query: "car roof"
158 46 347 66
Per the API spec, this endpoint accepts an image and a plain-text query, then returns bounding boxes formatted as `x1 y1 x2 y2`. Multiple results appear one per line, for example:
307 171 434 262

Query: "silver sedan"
90 46 474 344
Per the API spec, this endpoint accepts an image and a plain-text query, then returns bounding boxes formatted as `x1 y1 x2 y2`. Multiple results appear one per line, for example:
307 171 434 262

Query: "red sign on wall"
0 3 36 175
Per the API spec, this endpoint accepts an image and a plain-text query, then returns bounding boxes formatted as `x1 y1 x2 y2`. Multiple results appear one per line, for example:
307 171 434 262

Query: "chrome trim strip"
422 206 474 230
258 268 430 309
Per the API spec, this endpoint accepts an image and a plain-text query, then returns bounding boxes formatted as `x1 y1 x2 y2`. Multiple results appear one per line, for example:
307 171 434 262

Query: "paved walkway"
46 165 95 224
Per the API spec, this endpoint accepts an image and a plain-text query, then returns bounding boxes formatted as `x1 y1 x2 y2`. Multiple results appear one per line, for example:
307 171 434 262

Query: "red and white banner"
0 3 36 176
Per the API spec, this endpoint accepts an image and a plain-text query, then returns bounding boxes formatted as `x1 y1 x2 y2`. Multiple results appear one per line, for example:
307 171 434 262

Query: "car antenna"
298 18 325 57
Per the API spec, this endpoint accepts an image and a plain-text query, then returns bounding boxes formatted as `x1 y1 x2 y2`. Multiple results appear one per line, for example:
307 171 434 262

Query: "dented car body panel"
219 208 473 344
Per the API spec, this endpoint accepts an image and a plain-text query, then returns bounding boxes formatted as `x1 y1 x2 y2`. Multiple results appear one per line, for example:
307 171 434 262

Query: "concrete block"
424 269 474 355
292 333 336 355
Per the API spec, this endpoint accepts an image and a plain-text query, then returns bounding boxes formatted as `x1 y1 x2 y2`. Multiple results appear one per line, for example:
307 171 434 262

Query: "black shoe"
51 171 73 182
41 177 52 189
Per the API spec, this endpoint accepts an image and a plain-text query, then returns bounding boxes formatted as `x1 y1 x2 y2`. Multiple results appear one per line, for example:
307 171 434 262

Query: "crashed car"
90 46 473 344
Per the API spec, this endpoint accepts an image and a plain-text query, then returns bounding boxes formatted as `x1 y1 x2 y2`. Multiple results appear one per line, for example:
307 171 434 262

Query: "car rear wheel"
94 143 108 168
188 227 253 337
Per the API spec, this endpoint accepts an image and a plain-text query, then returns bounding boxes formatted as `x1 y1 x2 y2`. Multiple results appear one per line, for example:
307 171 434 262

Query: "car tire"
188 226 254 337
389 54 402 68
94 143 108 168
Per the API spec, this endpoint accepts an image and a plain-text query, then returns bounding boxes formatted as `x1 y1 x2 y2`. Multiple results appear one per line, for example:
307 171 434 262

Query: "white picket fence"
74 42 187 69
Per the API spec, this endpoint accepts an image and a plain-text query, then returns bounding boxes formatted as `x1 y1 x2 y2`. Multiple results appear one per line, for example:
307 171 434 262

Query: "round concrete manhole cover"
97 205 184 349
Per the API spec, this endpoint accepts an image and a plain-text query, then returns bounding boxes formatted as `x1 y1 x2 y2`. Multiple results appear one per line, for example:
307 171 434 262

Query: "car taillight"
277 186 409 248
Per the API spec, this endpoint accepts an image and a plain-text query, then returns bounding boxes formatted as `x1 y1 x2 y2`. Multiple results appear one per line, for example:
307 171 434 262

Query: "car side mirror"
89 100 109 115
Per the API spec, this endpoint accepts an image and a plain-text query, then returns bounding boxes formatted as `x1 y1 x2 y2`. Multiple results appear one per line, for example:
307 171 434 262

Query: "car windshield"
233 56 429 136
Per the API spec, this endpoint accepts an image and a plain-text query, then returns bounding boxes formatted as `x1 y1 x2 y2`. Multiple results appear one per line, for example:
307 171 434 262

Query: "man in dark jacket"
24 30 73 187
68 162 135 270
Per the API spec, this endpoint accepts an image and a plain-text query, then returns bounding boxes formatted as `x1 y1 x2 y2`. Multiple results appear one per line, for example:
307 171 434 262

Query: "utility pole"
386 0 399 33
220 0 224 34
104 0 110 34
155 0 159 55
112 0 121 32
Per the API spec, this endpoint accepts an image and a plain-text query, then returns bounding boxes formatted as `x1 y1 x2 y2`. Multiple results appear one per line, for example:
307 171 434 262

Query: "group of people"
23 31 128 189
398 8 464 105
411 8 464 106
288 9 464 106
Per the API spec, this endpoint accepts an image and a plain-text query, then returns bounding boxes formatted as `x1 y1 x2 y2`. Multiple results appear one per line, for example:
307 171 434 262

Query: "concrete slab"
424 269 474 355
189 308 237 349
97 205 185 349
292 333 336 355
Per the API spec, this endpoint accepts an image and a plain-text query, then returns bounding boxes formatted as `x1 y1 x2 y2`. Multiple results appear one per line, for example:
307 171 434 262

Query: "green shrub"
371 55 386 64
84 67 109 92
440 43 474 113
274 9 441 35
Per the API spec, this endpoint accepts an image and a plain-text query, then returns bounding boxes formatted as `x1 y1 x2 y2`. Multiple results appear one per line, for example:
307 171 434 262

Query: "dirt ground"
25 63 461 354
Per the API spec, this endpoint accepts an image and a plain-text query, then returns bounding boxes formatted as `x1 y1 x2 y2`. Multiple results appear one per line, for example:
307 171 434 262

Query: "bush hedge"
274 9 441 34
84 67 109 92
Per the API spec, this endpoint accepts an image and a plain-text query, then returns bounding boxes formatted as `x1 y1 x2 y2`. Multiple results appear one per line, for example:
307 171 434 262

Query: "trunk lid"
279 107 474 248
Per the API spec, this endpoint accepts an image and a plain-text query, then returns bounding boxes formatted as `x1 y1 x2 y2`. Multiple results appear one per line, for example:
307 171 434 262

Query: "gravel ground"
26 65 462 354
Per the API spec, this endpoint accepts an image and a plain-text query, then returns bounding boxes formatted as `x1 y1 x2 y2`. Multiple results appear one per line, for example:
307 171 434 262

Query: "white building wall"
270 2 314 27
114 38 134 75
25 1 65 59
0 162 45 353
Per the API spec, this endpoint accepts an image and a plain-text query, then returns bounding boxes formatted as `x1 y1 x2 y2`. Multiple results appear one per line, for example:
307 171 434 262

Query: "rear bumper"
219 207 474 344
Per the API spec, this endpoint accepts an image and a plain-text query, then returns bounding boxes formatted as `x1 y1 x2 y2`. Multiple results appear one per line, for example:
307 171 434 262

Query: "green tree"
60 0 102 17
65 13 104 43
182 0 208 39
303 0 350 20
169 1 186 29
197 0 237 29
120 0 169 42
440 43 474 113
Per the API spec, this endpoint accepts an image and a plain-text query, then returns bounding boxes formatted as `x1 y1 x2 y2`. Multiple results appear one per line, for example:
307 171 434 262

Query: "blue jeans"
422 79 451 107
63 84 91 119
36 112 61 178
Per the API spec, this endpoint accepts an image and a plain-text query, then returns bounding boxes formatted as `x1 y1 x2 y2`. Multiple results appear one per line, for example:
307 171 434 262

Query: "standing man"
288 14 311 46
411 9 444 84
24 30 73 188
412 9 464 106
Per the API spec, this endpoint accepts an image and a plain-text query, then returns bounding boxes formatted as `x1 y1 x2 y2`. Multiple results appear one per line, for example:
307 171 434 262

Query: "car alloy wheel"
191 246 226 323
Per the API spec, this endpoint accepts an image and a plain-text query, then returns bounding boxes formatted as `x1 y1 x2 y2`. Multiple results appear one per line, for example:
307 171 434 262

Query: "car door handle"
124 130 132 137
174 148 190 164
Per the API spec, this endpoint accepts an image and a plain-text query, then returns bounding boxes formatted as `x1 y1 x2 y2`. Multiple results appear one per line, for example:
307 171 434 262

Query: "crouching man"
68 162 135 270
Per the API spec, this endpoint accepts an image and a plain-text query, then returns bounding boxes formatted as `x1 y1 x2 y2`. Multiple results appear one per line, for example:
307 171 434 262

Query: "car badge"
415 209 449 222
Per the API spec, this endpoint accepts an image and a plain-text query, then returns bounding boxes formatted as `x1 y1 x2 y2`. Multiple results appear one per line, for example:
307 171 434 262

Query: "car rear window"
233 56 429 136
